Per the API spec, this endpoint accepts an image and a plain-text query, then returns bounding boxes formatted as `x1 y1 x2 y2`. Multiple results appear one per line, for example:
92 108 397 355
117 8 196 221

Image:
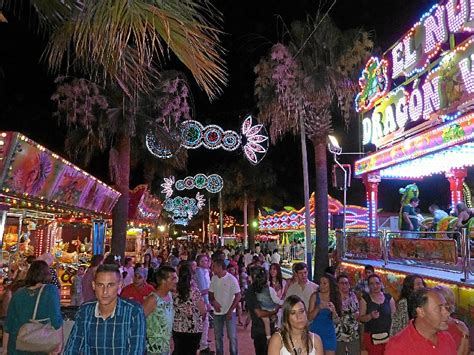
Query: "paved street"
206 313 255 354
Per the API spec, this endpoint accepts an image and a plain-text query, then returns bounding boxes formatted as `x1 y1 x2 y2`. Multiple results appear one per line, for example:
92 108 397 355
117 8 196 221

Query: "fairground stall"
106 184 162 260
0 132 120 300
258 193 368 271
346 0 474 327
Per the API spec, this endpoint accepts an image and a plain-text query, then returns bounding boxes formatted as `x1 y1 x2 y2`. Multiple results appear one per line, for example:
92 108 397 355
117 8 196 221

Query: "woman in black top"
359 274 396 355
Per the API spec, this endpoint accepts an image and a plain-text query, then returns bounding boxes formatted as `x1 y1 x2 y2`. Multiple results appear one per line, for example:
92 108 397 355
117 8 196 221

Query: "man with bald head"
385 287 461 354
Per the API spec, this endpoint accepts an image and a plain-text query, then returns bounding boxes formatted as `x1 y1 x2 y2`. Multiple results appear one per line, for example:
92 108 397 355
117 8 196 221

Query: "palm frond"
36 0 227 100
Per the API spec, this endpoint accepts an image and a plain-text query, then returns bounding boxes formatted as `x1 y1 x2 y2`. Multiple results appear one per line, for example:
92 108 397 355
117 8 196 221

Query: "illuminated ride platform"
348 0 474 326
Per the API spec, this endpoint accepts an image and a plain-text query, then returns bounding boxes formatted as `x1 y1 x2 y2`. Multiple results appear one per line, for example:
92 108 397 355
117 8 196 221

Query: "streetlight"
328 135 347 256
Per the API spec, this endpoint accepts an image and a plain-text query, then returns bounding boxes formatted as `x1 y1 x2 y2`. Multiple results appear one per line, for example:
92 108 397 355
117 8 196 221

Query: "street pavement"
205 312 255 355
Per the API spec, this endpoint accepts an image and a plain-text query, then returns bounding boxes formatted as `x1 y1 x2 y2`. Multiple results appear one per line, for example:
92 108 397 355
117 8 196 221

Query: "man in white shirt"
243 249 253 267
285 262 318 310
270 249 281 264
121 257 134 287
209 258 241 355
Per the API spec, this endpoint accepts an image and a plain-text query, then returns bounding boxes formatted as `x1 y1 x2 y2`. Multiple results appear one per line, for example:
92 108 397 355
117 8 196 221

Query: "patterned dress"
146 292 174 354
335 291 360 342
173 285 203 333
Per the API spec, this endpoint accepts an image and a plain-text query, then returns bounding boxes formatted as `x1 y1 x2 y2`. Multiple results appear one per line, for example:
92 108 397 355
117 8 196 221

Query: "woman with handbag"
3 260 63 355
359 274 396 355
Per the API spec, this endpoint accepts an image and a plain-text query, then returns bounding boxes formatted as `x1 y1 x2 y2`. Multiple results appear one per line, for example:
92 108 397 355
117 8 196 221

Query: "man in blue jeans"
209 258 241 355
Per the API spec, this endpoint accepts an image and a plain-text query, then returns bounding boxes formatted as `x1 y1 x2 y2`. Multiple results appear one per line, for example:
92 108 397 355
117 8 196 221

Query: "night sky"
0 1 460 218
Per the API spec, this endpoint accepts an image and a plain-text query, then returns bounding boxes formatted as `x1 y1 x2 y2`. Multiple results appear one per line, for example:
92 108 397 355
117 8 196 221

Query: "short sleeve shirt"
401 204 418 230
195 267 211 303
385 320 456 355
285 281 318 310
209 272 240 315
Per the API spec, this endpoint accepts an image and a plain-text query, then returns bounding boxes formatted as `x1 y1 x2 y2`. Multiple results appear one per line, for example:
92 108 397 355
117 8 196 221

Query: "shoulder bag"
16 284 63 353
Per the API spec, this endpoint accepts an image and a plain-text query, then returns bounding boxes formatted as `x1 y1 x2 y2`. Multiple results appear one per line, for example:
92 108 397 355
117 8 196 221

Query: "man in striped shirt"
64 264 146 354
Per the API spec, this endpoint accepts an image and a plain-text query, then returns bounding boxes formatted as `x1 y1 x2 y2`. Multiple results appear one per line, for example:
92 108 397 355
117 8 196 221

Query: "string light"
356 112 474 176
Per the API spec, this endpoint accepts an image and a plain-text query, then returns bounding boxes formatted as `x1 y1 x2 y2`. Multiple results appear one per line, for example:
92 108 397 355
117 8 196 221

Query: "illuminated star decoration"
147 115 269 164
160 176 176 198
241 115 269 165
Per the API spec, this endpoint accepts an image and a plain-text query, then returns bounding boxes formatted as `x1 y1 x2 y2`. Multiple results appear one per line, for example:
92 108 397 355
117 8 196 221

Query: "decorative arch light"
147 115 269 165
161 174 223 198
163 192 205 220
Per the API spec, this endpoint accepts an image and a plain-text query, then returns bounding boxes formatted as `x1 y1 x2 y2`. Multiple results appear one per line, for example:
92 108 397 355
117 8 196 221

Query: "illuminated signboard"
356 0 474 148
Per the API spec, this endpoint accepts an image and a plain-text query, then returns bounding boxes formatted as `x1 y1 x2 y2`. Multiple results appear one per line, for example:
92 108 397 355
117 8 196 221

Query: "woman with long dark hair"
172 261 206 355
268 295 323 355
390 274 425 336
3 260 63 355
359 274 396 355
308 273 341 355
335 274 360 355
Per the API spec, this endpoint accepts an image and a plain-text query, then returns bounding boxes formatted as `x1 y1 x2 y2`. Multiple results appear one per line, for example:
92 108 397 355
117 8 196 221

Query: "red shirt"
385 320 456 355
447 319 463 348
120 282 155 304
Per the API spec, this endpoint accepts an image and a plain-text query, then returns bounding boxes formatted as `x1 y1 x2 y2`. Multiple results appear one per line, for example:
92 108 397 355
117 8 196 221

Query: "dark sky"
0 0 457 215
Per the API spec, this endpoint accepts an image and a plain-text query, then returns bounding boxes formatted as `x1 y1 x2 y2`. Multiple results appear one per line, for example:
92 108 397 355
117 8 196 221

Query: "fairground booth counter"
0 132 120 299
258 193 368 272
105 184 162 261
346 0 474 326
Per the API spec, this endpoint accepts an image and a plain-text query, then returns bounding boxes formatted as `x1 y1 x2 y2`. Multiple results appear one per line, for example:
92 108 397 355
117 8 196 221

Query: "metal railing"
342 228 473 283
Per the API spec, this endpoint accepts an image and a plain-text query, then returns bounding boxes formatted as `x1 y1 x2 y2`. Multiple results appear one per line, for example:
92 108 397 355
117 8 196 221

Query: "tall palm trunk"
248 196 256 251
313 140 329 281
111 133 130 258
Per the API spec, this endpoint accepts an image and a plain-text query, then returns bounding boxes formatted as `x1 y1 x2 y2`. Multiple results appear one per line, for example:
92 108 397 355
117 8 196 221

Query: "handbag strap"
32 284 46 321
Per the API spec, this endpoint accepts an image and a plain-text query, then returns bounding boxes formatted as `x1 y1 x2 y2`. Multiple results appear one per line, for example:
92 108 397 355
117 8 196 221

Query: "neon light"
379 143 474 179
355 57 390 113
356 112 474 175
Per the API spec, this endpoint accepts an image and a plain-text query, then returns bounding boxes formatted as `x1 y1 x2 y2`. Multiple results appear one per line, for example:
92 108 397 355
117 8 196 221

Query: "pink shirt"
385 320 456 355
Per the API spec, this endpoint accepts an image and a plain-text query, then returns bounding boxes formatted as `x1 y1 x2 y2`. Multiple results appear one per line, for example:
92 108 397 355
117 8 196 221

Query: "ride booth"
347 0 474 329
0 132 120 302
258 193 368 273
109 184 162 261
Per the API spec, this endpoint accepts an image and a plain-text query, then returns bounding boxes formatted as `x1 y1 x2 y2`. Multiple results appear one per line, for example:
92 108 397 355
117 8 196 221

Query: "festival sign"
0 132 120 215
356 0 474 148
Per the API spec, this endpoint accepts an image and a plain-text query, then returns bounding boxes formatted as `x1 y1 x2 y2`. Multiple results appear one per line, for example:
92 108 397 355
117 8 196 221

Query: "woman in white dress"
268 295 323 355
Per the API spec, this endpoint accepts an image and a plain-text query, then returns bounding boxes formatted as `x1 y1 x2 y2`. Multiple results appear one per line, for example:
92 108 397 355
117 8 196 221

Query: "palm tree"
220 160 281 251
52 73 190 257
3 0 227 256
254 14 372 279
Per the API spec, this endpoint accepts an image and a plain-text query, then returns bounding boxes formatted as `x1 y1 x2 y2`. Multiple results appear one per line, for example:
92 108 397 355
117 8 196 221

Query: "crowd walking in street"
0 242 471 355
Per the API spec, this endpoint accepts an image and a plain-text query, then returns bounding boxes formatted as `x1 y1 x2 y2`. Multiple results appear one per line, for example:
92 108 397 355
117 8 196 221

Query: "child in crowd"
71 265 86 306
253 267 284 339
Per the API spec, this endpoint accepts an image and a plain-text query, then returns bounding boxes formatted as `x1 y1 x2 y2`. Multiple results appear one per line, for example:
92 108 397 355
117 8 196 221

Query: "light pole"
328 135 347 255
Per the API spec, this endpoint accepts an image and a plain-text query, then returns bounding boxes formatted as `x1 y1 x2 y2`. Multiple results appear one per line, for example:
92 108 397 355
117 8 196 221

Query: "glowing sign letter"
371 112 384 143
383 104 397 135
403 34 419 71
392 41 404 79
446 0 469 33
362 117 372 145
423 6 448 54
422 77 441 118
396 95 409 128
459 54 474 93
409 88 424 122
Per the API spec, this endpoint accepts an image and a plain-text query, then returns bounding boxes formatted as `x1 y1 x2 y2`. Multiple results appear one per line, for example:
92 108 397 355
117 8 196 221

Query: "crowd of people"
0 243 472 355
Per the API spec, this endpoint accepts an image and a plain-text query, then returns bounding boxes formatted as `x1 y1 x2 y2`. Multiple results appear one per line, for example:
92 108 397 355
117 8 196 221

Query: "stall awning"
0 132 120 215
355 113 474 178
